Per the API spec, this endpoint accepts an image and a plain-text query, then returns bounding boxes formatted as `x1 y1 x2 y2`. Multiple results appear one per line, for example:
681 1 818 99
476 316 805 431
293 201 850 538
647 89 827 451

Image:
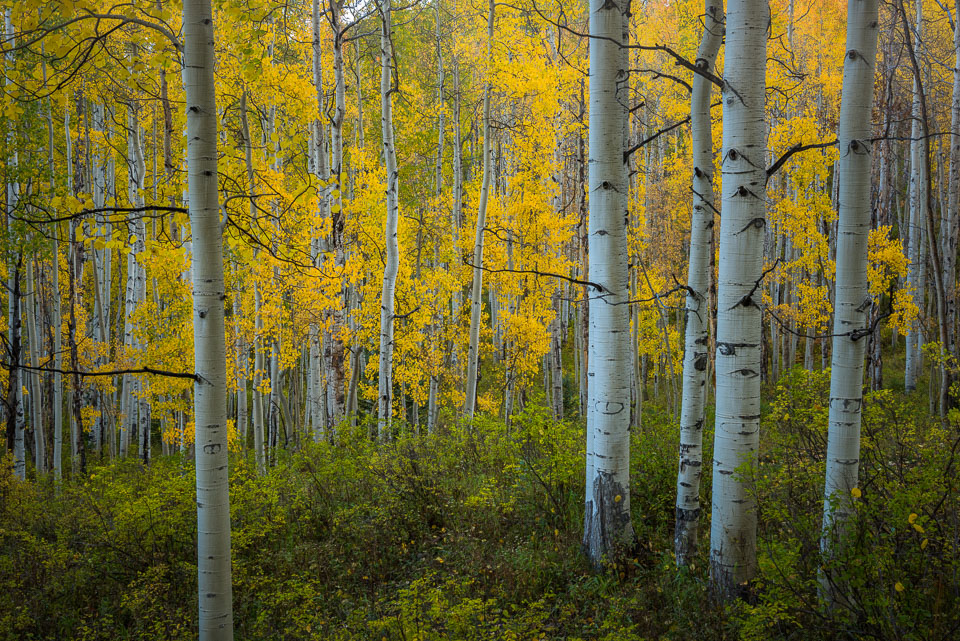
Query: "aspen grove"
1 0 960 638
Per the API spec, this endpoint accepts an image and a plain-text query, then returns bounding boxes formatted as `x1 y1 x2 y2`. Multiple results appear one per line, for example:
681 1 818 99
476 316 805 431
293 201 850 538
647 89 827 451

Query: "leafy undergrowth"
1 376 958 640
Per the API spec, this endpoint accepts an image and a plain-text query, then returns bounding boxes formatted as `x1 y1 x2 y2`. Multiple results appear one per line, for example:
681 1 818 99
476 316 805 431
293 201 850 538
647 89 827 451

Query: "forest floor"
1 364 958 640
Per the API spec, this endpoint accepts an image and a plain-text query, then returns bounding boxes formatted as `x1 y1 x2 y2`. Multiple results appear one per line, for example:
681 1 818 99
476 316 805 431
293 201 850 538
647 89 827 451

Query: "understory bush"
0 379 957 640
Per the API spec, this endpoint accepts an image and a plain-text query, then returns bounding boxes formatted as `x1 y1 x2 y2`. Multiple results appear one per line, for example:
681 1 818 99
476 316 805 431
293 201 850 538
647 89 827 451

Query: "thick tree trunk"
182 0 234 636
582 0 635 567
819 0 880 605
709 0 768 598
675 0 723 567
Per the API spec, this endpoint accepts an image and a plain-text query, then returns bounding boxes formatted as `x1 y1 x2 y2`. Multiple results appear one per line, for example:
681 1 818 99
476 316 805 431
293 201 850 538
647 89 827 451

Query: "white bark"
182 0 234 636
26 259 44 475
325 0 348 428
675 0 723 567
905 0 924 392
944 0 960 403
582 0 634 566
820 0 880 604
377 0 400 437
5 10 24 480
253 282 265 471
52 238 63 482
463 0 495 419
709 0 767 597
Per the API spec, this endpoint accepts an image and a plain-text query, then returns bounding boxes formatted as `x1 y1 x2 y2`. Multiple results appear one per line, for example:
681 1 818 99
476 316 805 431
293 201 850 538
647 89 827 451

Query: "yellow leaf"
912 523 924 534
908 513 918 524
921 539 929 550
850 488 861 499
894 582 904 593
614 494 622 503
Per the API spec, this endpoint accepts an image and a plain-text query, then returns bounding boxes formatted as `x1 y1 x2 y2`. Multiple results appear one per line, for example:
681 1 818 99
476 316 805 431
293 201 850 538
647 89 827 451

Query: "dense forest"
1 0 959 638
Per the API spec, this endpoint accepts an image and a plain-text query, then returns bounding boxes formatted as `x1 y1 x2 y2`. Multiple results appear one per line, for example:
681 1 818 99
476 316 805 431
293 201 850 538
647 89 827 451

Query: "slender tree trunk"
26 259 45 475
709 0 768 599
463 0 496 419
675 0 723 567
377 0 400 437
182 0 234 636
905 0 924 393
943 0 960 408
819 0 880 605
582 0 635 567
52 238 62 482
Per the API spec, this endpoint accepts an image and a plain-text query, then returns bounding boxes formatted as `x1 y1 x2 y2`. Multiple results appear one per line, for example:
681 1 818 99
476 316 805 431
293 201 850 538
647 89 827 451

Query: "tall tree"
463 0 495 419
377 0 400 437
819 0 880 606
709 0 768 598
582 0 635 567
182 0 234 636
675 0 723 567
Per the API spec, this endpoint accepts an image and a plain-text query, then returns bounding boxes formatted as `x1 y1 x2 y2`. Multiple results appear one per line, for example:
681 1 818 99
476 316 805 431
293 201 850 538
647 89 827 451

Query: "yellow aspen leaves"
850 488 862 499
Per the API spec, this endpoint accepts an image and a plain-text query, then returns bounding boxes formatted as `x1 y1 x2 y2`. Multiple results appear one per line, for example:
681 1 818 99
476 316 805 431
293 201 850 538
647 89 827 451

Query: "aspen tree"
463 0 495 419
820 0 880 605
904 0 924 393
428 0 445 434
377 0 400 437
709 0 768 597
26 260 44 474
675 0 723 567
943 0 960 406
182 0 234 636
310 0 329 439
325 0 348 429
5 9 24 481
582 0 634 566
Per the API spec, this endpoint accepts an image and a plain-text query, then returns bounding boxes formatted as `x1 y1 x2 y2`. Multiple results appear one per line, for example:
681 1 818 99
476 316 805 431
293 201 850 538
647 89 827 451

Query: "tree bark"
675 0 723 567
377 0 400 438
463 0 496 419
182 0 234 636
819 0 880 606
582 0 635 567
904 0 924 393
709 0 768 598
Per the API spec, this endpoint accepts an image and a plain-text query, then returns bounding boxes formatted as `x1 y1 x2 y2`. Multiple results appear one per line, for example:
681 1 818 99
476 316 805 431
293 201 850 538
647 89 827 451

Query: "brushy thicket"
1 369 958 640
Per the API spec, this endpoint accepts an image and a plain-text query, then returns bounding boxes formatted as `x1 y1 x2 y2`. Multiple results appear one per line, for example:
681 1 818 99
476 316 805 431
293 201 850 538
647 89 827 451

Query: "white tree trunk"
820 0 880 605
943 0 960 404
253 282 265 471
26 259 44 475
182 0 234 636
325 0 348 428
582 0 634 566
52 238 63 482
463 0 495 419
5 10 24 480
377 0 400 437
675 0 723 567
905 0 924 392
709 0 768 598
